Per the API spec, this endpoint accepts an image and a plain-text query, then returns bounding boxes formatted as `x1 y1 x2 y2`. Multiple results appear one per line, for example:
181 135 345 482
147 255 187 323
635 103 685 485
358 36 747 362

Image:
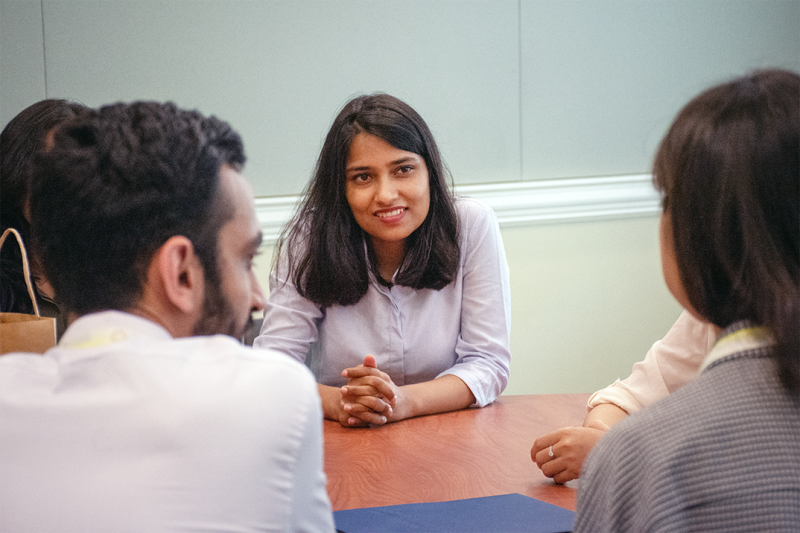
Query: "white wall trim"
255 174 661 244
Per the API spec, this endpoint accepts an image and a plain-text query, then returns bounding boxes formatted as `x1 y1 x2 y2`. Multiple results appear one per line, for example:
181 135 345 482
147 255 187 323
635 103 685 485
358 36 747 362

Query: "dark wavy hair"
0 99 88 313
28 101 245 316
653 69 799 393
276 93 459 307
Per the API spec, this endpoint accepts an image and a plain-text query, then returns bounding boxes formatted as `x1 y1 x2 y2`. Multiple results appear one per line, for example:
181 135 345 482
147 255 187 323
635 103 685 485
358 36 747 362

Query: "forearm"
393 374 476 421
583 402 629 430
532 403 626 484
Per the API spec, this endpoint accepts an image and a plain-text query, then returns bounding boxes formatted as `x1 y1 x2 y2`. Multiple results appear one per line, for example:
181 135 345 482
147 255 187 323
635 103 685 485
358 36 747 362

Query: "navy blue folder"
334 493 574 532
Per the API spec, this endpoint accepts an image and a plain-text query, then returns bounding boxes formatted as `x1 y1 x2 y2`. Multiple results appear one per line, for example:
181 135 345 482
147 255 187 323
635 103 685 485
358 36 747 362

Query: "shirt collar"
58 310 172 350
700 321 774 372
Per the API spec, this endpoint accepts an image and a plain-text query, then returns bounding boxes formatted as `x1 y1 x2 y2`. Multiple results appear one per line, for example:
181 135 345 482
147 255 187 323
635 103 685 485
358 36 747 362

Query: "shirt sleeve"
253 267 324 364
438 198 512 407
586 310 716 413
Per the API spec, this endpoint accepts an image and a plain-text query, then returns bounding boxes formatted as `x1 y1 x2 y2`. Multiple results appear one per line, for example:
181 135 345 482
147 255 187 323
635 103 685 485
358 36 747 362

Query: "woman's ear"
155 235 205 314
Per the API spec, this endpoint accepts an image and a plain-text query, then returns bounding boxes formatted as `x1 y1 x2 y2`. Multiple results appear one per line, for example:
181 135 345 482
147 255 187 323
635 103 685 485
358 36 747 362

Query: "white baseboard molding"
255 174 661 244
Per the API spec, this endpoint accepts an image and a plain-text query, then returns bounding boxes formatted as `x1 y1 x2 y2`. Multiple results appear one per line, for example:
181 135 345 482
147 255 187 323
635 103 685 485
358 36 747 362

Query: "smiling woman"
253 93 512 428
345 133 432 281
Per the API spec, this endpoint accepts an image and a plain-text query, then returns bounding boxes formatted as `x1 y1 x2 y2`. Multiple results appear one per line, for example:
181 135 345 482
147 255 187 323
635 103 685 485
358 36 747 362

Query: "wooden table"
323 393 589 512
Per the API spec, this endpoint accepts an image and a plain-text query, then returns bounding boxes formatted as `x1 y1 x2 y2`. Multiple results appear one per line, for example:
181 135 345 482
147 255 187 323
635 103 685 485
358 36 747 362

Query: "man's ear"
154 236 205 314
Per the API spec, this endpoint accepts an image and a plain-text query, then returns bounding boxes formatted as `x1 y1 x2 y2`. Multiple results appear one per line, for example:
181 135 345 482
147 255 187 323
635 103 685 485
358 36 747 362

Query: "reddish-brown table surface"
323 393 590 512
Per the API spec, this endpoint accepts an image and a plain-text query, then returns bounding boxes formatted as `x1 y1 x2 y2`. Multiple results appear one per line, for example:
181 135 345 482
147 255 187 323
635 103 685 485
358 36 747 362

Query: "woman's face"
345 132 430 252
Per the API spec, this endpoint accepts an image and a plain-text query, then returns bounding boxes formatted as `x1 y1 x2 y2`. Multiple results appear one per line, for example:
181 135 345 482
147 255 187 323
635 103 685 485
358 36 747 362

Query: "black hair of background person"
277 93 460 307
653 68 800 393
28 101 245 316
0 99 87 313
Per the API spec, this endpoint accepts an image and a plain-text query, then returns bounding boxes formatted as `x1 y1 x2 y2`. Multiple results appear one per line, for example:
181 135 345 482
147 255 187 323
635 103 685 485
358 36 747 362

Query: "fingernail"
381 416 387 423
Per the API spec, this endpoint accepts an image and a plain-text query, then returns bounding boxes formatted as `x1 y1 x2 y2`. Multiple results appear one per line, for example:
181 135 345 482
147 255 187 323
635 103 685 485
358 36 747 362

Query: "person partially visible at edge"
575 69 800 531
532 310 715 483
0 101 334 532
254 93 511 427
0 99 88 337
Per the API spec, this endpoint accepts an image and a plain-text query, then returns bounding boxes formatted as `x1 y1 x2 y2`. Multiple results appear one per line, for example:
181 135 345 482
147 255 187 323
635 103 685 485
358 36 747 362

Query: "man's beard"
192 277 252 340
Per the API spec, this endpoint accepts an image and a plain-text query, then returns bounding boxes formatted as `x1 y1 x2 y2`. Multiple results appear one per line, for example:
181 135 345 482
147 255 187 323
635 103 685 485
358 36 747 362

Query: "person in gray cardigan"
575 68 800 531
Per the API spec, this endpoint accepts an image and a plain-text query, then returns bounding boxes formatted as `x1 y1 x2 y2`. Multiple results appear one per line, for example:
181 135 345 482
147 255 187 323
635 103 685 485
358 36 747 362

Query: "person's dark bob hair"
277 93 460 307
653 68 799 393
0 99 87 313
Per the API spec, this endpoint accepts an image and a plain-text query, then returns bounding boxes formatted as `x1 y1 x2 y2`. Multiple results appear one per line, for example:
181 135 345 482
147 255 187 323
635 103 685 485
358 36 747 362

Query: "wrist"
388 386 412 422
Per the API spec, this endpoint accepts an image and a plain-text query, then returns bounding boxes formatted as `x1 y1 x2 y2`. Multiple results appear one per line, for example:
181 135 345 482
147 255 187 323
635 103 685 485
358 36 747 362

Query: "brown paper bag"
0 228 57 355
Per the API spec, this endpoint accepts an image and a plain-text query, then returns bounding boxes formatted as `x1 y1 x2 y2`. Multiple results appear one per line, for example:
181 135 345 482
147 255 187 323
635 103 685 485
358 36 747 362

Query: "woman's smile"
375 207 408 220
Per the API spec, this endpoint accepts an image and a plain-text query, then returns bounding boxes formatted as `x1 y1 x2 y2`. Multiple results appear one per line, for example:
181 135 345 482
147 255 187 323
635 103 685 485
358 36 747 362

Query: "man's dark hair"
653 69 799 393
29 101 245 315
0 99 87 313
277 93 460 307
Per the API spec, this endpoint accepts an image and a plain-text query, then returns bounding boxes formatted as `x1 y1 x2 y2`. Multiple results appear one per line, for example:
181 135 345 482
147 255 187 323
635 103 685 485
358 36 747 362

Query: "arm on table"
318 355 396 427
386 374 476 422
318 376 396 428
532 311 714 483
584 402 629 429
441 198 512 407
531 403 629 484
335 355 475 427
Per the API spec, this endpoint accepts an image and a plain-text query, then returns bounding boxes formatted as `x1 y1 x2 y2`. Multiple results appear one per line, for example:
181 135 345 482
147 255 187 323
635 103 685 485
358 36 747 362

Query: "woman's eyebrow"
347 156 418 172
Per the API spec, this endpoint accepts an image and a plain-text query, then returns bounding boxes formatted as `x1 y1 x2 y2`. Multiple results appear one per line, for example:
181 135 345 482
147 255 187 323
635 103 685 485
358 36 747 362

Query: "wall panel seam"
39 0 48 96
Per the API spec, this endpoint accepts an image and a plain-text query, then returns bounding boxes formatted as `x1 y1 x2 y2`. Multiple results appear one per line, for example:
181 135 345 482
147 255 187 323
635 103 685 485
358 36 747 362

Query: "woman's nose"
375 175 398 204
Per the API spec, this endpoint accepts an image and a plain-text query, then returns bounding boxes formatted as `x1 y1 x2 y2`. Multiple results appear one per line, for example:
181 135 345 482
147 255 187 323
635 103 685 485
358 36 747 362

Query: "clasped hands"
338 354 401 427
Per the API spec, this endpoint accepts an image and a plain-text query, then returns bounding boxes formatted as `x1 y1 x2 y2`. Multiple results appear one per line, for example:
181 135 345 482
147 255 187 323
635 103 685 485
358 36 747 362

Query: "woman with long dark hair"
575 69 800 530
1 99 87 337
255 94 511 426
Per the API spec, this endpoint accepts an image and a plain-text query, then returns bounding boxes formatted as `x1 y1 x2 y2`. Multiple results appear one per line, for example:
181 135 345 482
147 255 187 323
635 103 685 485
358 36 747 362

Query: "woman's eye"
398 165 413 174
352 173 370 182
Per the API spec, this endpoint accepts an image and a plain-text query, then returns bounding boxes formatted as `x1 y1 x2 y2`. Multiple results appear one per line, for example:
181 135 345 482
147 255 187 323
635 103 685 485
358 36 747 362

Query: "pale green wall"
502 216 682 395
520 0 800 181
2 1 798 193
0 0 46 114
1 0 797 395
2 0 522 194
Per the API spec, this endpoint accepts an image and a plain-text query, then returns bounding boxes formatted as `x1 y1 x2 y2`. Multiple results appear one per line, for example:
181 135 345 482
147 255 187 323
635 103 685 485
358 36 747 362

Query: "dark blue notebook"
334 493 574 532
